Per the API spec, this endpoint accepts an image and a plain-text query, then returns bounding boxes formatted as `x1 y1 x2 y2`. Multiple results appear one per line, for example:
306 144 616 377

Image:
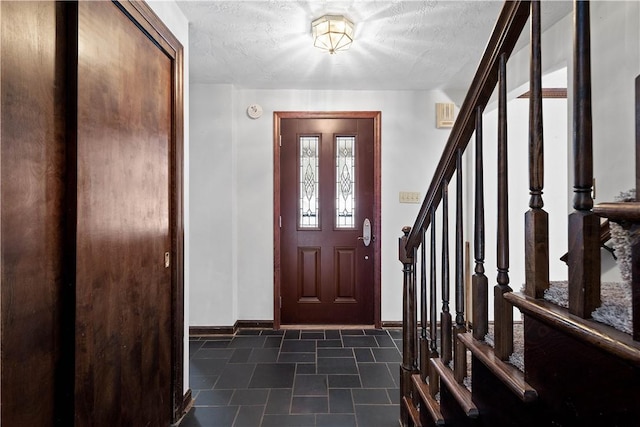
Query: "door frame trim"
273 111 382 329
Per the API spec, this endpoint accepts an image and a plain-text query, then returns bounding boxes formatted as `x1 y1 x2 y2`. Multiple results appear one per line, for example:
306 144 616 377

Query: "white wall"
147 0 190 395
189 87 455 324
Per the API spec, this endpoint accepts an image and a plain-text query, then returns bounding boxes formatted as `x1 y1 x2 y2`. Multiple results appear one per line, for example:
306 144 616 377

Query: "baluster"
568 0 600 318
525 0 550 299
495 53 514 360
399 226 417 427
420 228 429 381
473 106 489 340
454 149 467 383
441 181 452 365
428 209 440 397
634 75 640 341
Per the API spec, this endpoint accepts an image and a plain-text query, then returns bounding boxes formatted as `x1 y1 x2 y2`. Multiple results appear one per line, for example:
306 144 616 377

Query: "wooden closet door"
75 2 172 425
1 2 69 425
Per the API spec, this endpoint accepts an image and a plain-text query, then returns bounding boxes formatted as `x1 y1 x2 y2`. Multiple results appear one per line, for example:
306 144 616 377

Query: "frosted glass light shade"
311 15 354 54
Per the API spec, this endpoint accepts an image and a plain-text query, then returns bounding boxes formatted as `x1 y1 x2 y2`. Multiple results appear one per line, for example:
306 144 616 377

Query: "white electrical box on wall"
436 102 455 128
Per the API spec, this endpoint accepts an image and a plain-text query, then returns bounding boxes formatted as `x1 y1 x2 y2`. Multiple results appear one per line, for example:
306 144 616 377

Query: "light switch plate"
399 191 421 204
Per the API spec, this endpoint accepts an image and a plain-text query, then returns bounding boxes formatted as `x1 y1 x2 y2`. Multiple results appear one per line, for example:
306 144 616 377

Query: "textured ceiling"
176 1 572 91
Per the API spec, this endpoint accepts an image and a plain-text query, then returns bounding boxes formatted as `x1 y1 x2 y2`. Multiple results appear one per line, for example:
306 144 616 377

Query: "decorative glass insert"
336 136 356 228
299 136 319 228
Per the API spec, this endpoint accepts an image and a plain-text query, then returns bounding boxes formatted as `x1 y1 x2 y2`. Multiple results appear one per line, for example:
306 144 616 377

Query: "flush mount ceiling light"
311 15 354 54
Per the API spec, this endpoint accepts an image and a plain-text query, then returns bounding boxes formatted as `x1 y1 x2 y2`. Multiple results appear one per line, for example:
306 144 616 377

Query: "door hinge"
279 135 282 147
164 252 170 268
279 216 282 228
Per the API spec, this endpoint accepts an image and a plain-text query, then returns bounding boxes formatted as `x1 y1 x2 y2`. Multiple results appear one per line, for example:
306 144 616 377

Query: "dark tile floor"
181 329 403 427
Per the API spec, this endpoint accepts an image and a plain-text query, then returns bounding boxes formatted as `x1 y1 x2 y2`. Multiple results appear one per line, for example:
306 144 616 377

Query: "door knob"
358 218 372 247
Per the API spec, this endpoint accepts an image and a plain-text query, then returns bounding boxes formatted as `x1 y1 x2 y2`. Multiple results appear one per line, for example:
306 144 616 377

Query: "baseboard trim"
190 320 407 336
235 320 274 330
171 389 193 426
381 321 403 328
190 320 275 336
189 326 235 335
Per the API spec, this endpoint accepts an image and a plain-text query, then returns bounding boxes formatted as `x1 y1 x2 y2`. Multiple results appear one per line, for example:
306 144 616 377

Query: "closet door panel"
75 2 172 425
1 2 66 426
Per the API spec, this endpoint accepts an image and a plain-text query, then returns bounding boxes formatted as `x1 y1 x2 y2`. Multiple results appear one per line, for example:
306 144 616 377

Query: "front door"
278 115 379 324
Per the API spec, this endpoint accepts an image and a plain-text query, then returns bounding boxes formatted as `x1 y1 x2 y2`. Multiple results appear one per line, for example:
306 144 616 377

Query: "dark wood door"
1 2 67 425
75 2 172 425
280 118 375 324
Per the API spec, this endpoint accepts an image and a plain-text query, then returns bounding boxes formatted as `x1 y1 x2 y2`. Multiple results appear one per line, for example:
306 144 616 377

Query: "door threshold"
279 324 377 330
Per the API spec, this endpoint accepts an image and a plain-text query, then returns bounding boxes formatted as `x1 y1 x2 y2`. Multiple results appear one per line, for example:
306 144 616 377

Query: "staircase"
398 1 640 426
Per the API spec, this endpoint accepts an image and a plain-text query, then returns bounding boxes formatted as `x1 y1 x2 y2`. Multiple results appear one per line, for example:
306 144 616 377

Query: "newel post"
399 226 417 427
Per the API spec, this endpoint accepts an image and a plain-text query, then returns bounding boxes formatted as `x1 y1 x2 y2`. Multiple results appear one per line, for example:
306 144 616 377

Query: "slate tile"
387 388 400 405
293 375 328 396
277 353 315 363
193 348 235 359
249 363 296 389
342 336 378 348
374 335 397 348
260 329 284 336
214 363 256 389
230 348 253 364
355 404 398 427
195 389 234 406
247 348 279 363
296 364 316 374
291 396 328 414
283 330 301 340
301 331 325 340
316 413 357 427
264 388 292 414
364 329 390 336
228 336 266 348
202 340 232 349
325 330 341 340
233 405 264 427
280 339 316 353
317 348 353 358
230 389 269 406
190 375 218 390
180 406 239 427
354 348 374 362
327 374 361 388
317 339 343 348
371 348 402 363
340 329 364 335
261 414 315 426
329 388 353 414
352 388 391 404
317 357 358 375
263 336 283 348
191 358 227 376
357 363 396 388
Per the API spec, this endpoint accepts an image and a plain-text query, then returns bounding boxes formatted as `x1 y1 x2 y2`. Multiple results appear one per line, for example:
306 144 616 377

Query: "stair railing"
397 1 639 425
399 3 533 424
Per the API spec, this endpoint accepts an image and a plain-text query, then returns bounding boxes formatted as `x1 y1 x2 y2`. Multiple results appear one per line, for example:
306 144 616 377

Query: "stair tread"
431 358 479 418
412 374 445 425
458 332 537 402
506 292 640 366
402 396 422 427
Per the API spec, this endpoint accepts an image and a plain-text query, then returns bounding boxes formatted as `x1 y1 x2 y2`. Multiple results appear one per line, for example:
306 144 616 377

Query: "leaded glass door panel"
280 117 375 324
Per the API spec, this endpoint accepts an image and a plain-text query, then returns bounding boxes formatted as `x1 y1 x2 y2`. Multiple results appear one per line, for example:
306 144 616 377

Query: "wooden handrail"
405 0 531 253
